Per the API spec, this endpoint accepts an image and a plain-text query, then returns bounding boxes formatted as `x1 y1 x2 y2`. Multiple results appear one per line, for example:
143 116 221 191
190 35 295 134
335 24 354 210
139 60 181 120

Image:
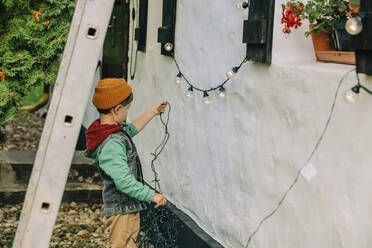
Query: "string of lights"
162 1 251 105
244 68 356 248
172 56 249 104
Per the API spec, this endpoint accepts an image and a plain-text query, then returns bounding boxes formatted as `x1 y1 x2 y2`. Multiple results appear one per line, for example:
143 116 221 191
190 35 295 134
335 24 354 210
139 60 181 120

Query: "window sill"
272 59 355 77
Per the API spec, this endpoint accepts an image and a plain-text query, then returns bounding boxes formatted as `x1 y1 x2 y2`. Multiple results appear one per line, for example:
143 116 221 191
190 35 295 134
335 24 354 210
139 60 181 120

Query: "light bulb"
203 91 211 104
203 96 211 104
176 72 183 85
237 1 249 10
176 77 183 84
218 87 226 98
185 91 193 98
226 70 236 79
185 86 193 98
226 67 239 79
164 42 174 52
345 16 363 35
344 86 360 104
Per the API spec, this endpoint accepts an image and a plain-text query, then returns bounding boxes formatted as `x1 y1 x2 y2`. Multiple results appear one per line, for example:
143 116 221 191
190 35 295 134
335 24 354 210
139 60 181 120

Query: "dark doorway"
102 0 130 79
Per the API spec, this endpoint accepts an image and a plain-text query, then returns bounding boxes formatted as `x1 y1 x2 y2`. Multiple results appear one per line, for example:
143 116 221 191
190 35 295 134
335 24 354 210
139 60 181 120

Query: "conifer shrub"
0 0 75 125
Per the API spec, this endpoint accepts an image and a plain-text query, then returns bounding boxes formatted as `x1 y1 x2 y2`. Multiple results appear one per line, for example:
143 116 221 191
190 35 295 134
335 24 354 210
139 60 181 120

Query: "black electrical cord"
353 72 372 95
173 55 249 94
244 68 355 248
134 103 176 248
129 3 138 80
150 102 171 192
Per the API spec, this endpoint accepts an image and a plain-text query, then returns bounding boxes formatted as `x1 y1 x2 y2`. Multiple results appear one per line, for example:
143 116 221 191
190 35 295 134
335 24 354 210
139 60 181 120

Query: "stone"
77 230 90 239
68 209 77 215
85 177 93 184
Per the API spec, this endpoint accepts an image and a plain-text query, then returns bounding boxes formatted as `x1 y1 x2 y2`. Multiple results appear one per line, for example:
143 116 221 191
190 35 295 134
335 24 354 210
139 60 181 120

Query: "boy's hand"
151 101 167 115
132 101 167 132
152 193 167 208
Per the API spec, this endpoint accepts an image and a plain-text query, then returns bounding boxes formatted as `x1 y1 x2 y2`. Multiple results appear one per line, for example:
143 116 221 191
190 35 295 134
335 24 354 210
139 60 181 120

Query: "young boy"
85 78 167 248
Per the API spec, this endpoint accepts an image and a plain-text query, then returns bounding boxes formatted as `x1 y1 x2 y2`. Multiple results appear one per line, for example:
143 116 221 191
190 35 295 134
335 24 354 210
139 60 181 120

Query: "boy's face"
114 103 130 123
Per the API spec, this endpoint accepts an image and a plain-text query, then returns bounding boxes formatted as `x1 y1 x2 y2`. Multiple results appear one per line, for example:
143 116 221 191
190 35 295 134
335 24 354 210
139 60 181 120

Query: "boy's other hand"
151 101 167 115
152 193 167 208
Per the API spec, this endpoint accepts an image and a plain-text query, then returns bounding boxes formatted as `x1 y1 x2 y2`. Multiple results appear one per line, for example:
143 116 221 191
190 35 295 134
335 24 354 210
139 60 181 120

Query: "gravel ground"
0 113 110 247
0 112 44 150
0 202 109 248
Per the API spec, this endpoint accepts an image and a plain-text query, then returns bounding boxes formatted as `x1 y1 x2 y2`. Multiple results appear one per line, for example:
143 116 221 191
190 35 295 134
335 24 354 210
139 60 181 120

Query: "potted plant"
281 0 358 52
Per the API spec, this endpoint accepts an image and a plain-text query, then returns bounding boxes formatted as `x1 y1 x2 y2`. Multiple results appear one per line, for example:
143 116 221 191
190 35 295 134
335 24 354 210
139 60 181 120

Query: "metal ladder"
12 0 115 247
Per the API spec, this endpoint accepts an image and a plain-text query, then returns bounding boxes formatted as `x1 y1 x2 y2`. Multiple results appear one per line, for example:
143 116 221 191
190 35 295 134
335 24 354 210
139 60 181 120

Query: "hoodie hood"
85 119 123 152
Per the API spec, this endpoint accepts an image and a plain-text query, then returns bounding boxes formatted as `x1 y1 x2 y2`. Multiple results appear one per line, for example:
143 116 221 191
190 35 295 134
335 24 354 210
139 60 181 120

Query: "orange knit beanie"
93 78 132 110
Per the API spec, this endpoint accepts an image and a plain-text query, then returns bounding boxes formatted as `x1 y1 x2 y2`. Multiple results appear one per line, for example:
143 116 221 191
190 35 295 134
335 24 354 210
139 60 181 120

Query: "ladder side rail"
13 1 87 244
13 0 115 247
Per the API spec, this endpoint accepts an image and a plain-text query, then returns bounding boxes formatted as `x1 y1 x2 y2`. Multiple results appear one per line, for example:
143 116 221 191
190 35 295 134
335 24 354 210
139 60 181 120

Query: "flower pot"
310 27 355 65
310 29 336 52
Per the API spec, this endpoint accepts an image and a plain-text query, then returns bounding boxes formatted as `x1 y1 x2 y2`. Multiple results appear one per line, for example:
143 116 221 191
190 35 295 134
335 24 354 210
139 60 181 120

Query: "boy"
85 78 167 248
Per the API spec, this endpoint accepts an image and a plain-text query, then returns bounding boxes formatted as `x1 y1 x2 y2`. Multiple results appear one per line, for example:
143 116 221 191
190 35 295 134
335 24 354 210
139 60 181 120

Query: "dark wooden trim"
353 0 372 75
243 0 275 64
135 0 148 52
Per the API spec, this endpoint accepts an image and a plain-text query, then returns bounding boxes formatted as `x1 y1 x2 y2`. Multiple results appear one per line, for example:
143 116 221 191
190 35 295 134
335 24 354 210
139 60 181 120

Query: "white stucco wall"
126 1 372 247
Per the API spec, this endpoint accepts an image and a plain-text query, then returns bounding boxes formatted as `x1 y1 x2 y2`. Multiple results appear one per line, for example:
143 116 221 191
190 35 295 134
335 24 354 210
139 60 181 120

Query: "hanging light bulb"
203 91 211 104
176 72 183 85
236 1 249 10
345 16 363 35
185 86 194 98
344 85 360 104
226 67 239 79
218 86 227 98
164 42 174 52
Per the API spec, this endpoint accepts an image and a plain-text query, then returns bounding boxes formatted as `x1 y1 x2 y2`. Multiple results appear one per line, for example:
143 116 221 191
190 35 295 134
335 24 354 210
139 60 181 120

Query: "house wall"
126 0 372 247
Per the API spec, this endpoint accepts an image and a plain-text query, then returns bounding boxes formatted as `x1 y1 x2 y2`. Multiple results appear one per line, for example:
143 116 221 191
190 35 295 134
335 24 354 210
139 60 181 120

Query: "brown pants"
106 212 140 248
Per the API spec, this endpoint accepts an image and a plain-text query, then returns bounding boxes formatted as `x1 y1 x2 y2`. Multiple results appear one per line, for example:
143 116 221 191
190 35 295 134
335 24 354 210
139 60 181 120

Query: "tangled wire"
134 102 180 248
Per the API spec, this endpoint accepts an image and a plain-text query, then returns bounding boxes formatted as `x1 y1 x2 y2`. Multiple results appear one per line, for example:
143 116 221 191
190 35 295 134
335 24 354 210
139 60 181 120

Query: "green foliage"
20 84 43 105
303 0 350 35
0 0 75 125
349 0 360 9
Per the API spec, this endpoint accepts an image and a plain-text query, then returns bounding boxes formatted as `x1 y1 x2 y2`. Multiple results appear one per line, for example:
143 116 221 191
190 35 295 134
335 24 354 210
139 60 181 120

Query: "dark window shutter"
134 0 148 52
353 0 372 75
243 0 275 64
